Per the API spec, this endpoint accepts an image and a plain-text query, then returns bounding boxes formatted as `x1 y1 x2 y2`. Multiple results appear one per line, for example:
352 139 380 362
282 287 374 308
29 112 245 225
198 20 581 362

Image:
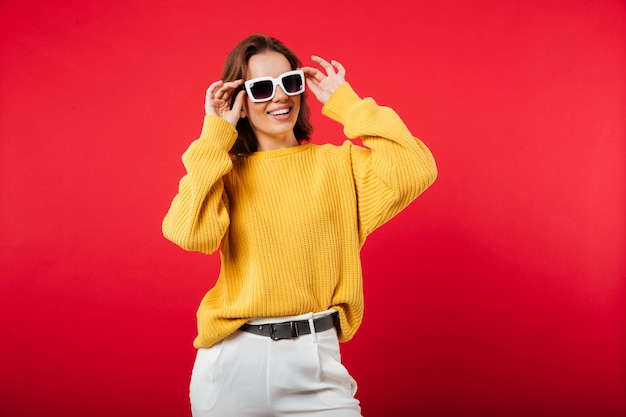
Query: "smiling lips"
268 107 291 117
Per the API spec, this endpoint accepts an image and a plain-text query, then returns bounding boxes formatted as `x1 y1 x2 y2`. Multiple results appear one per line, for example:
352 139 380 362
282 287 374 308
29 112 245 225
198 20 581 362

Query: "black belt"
240 312 338 340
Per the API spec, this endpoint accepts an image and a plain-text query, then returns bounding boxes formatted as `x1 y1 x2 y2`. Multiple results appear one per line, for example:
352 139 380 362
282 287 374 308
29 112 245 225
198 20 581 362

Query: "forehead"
247 51 292 79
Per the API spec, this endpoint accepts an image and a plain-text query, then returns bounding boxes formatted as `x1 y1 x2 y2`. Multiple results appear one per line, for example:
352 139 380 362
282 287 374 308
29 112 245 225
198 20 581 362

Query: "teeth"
269 108 290 116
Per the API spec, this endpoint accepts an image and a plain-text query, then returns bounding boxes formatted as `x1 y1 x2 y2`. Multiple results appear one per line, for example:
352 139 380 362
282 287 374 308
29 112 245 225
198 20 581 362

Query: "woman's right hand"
204 79 246 127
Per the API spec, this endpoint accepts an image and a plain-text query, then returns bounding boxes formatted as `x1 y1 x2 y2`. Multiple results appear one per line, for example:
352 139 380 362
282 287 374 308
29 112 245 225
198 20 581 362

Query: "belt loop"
308 316 317 344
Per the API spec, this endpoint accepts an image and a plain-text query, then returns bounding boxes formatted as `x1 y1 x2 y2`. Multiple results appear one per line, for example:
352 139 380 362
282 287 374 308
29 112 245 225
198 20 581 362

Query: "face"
243 51 301 150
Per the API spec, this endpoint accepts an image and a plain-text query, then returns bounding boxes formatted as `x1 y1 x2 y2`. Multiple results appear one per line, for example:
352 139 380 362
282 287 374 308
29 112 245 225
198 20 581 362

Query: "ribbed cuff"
199 115 238 150
321 82 362 125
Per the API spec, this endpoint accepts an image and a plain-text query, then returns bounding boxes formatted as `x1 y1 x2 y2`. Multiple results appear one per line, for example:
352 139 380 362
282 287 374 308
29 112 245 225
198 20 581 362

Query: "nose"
273 85 288 102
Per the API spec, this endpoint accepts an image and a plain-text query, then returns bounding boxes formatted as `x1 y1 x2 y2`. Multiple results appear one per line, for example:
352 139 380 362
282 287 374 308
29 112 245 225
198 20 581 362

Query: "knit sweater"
162 83 437 348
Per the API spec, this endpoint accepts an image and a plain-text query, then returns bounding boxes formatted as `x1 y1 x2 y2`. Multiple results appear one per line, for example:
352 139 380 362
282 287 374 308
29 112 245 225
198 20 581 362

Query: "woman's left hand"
301 55 346 104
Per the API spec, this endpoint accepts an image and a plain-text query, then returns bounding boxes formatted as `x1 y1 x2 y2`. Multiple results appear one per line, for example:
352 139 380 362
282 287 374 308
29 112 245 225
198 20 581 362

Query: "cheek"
244 105 273 133
242 100 254 118
293 96 302 116
243 101 263 120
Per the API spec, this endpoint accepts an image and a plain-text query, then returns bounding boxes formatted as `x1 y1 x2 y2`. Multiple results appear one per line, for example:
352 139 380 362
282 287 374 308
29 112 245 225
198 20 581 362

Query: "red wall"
1 1 624 416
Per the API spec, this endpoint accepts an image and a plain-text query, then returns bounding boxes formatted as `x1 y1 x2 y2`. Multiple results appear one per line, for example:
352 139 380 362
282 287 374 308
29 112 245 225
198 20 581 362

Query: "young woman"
162 34 437 416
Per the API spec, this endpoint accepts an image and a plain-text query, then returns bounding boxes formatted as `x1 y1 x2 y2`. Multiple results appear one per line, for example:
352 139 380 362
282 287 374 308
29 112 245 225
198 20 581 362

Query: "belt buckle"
269 321 299 340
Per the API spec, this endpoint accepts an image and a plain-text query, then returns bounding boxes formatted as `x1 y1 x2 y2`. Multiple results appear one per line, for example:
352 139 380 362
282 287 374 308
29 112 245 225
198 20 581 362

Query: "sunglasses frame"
243 70 305 103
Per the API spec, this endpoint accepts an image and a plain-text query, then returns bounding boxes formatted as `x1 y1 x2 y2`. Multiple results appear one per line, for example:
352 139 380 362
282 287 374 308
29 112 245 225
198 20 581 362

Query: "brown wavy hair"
221 34 313 155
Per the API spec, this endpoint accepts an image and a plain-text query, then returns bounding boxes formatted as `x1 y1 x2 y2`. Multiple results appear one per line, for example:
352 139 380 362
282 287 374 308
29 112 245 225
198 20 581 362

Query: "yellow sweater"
162 83 437 348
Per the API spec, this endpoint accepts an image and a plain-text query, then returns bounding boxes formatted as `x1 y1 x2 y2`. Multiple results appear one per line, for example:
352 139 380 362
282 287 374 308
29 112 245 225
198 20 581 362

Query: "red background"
1 1 624 416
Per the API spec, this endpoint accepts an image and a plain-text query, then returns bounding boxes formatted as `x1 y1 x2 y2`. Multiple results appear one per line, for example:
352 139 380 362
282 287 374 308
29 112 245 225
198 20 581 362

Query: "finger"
216 79 243 100
311 55 332 69
206 81 224 100
301 66 326 83
331 60 346 77
215 84 229 100
230 89 246 115
222 79 243 90
311 55 336 75
305 78 330 104
304 77 321 92
205 83 223 115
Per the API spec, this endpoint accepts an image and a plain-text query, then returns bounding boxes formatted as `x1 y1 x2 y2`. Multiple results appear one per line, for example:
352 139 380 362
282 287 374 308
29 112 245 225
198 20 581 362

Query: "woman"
162 34 437 416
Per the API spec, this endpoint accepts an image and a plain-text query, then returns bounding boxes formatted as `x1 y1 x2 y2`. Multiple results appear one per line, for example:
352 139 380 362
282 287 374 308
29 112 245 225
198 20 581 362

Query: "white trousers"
190 310 362 417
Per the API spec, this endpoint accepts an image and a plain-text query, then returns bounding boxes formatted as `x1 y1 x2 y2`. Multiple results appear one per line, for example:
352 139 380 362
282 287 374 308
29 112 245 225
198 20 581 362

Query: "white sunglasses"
244 70 305 103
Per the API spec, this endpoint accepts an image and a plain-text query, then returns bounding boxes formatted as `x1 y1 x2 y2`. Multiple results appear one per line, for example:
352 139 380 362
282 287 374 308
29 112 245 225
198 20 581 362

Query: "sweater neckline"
244 143 313 160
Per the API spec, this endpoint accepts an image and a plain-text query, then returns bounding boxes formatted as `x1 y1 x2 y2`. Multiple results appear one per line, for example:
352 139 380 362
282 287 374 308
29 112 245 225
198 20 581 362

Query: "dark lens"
282 74 303 94
249 80 273 100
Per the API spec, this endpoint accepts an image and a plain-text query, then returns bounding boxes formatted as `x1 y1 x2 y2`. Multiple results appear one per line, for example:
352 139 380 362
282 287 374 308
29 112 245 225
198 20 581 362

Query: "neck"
256 133 299 152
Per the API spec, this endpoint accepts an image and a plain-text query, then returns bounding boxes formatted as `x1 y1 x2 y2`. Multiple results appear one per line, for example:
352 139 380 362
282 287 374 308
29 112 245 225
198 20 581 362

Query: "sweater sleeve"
162 115 238 254
322 83 438 245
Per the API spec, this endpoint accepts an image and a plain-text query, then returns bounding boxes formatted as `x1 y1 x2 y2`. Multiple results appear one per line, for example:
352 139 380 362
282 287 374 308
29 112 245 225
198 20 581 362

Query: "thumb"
231 89 246 115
